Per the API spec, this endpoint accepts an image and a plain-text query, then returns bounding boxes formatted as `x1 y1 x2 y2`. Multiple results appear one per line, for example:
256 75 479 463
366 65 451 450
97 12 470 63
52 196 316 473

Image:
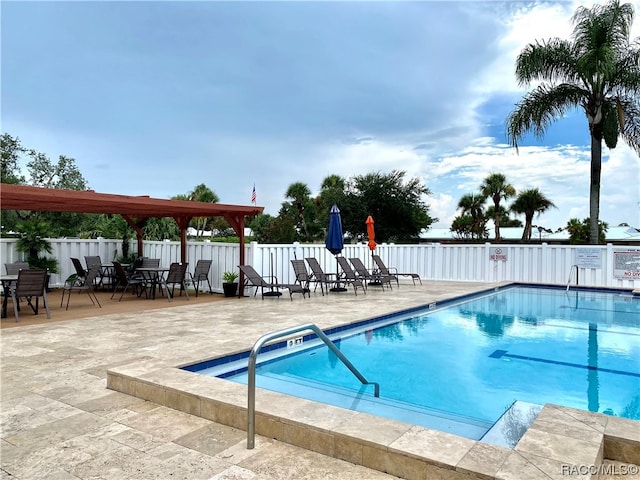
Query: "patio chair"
60 265 102 311
189 259 212 297
304 257 336 296
65 257 88 286
4 261 29 275
158 262 189 302
349 257 393 291
9 269 50 322
336 257 366 296
84 255 113 289
111 261 146 301
238 265 307 300
372 254 421 286
290 259 311 294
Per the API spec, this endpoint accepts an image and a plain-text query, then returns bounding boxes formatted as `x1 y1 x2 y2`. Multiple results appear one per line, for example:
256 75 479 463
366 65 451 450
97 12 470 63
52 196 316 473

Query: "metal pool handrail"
567 264 579 290
247 323 380 449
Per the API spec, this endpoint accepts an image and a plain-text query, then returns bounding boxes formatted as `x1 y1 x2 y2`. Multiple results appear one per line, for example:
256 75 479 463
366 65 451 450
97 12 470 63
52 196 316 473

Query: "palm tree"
506 0 640 244
481 173 516 240
285 181 313 240
510 188 556 240
458 193 487 239
187 184 219 237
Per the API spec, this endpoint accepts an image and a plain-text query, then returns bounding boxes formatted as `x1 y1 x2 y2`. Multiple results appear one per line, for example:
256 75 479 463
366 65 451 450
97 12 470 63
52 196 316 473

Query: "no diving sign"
490 247 507 262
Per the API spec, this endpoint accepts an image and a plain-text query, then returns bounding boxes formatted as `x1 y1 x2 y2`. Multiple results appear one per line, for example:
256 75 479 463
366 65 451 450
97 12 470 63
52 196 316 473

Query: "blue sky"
3 0 639 231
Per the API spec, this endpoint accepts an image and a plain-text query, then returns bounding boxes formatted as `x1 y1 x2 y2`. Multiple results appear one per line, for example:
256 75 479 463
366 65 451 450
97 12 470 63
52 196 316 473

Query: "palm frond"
515 39 579 86
506 84 587 149
618 97 640 154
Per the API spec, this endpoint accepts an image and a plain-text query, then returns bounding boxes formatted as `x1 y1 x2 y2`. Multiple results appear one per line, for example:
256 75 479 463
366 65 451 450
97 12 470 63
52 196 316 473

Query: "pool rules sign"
613 249 640 279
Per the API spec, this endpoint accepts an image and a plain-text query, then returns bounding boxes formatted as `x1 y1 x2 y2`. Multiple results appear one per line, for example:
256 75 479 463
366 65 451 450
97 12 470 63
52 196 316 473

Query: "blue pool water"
186 286 640 444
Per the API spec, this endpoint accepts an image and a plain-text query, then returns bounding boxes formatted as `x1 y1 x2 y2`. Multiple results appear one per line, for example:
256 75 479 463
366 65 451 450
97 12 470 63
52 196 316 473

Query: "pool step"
255 371 493 440
480 400 542 448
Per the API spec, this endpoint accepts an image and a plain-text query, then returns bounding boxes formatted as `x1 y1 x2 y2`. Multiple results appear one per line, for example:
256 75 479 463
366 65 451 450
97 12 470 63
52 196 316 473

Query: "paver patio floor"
2 280 638 479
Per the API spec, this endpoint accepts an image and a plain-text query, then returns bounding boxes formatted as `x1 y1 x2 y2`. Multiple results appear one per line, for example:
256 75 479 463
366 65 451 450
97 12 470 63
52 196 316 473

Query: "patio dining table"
0 275 18 318
135 267 169 299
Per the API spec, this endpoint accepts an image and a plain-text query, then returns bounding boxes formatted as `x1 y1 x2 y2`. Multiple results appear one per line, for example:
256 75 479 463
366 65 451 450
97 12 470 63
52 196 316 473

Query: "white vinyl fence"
1 238 639 291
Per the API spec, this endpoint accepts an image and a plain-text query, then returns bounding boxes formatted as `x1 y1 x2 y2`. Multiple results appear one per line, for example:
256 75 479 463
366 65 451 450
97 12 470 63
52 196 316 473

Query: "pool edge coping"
106 361 640 479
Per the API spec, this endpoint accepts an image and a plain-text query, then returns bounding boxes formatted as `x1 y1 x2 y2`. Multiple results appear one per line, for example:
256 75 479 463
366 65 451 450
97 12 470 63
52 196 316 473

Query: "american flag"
251 184 256 204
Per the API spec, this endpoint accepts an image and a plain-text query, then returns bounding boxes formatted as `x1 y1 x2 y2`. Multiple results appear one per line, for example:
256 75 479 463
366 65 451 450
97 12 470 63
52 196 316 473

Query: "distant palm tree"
506 0 640 244
285 181 312 240
481 173 516 240
188 184 219 237
511 189 556 241
458 193 487 239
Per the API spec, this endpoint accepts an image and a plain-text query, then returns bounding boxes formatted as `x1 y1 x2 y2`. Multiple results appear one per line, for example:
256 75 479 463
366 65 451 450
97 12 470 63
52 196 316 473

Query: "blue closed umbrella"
326 205 344 255
326 205 347 291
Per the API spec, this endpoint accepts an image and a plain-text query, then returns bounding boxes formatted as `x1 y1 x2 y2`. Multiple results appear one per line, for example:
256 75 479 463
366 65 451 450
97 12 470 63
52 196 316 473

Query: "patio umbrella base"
368 281 382 286
330 286 348 292
263 291 283 297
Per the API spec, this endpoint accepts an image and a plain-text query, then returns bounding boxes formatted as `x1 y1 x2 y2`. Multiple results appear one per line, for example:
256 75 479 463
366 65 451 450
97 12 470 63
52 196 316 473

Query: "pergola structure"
0 183 263 281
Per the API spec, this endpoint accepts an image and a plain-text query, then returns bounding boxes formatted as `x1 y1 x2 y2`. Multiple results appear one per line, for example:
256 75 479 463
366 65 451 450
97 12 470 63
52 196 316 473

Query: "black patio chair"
239 265 307 300
372 254 421 286
111 261 146 301
336 257 366 295
290 259 312 294
304 257 336 296
158 262 189 302
189 259 213 297
349 257 393 290
60 265 102 311
9 269 50 322
4 261 30 275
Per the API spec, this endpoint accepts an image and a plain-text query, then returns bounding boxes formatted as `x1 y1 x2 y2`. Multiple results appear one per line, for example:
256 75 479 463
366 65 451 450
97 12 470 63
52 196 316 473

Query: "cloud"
3 0 639 235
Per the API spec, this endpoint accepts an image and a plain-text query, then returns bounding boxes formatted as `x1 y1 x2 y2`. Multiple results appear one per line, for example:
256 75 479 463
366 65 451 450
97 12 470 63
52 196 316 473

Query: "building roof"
420 226 640 242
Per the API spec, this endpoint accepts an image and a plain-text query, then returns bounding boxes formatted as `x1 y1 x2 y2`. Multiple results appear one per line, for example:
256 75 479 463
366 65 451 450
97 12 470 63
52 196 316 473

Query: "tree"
316 174 346 228
566 217 608 243
186 184 219 237
510 188 556 240
506 0 640 244
486 205 523 228
15 220 59 273
1 134 89 237
341 170 435 243
481 173 516 240
281 181 321 242
457 193 487 239
450 215 475 239
1 134 26 184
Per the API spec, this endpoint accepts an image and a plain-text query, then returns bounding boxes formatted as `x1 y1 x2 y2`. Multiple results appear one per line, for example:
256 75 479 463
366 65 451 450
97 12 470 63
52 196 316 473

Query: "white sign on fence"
613 249 640 279
575 248 602 269
489 247 507 262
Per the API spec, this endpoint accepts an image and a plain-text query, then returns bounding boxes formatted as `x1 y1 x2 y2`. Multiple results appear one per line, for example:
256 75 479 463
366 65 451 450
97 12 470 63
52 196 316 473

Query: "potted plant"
222 271 239 297
15 220 59 289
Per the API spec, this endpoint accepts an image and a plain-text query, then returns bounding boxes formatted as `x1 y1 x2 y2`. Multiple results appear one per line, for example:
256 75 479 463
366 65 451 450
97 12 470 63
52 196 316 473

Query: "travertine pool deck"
2 281 639 479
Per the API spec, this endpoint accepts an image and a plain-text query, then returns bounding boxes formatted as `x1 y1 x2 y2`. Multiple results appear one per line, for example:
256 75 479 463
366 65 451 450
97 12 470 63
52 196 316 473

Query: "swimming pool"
186 285 640 446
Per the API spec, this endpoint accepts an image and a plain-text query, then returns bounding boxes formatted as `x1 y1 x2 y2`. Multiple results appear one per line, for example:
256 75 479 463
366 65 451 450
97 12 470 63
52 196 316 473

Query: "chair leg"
42 291 50 319
12 293 19 322
90 291 102 308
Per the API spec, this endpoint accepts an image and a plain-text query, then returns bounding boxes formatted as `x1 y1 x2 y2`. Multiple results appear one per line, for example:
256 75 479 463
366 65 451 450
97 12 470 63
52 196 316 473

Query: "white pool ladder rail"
247 323 380 449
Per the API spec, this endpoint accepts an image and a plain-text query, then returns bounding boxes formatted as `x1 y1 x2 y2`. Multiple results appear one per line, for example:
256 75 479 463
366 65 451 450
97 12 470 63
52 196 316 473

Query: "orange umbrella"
366 215 377 251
